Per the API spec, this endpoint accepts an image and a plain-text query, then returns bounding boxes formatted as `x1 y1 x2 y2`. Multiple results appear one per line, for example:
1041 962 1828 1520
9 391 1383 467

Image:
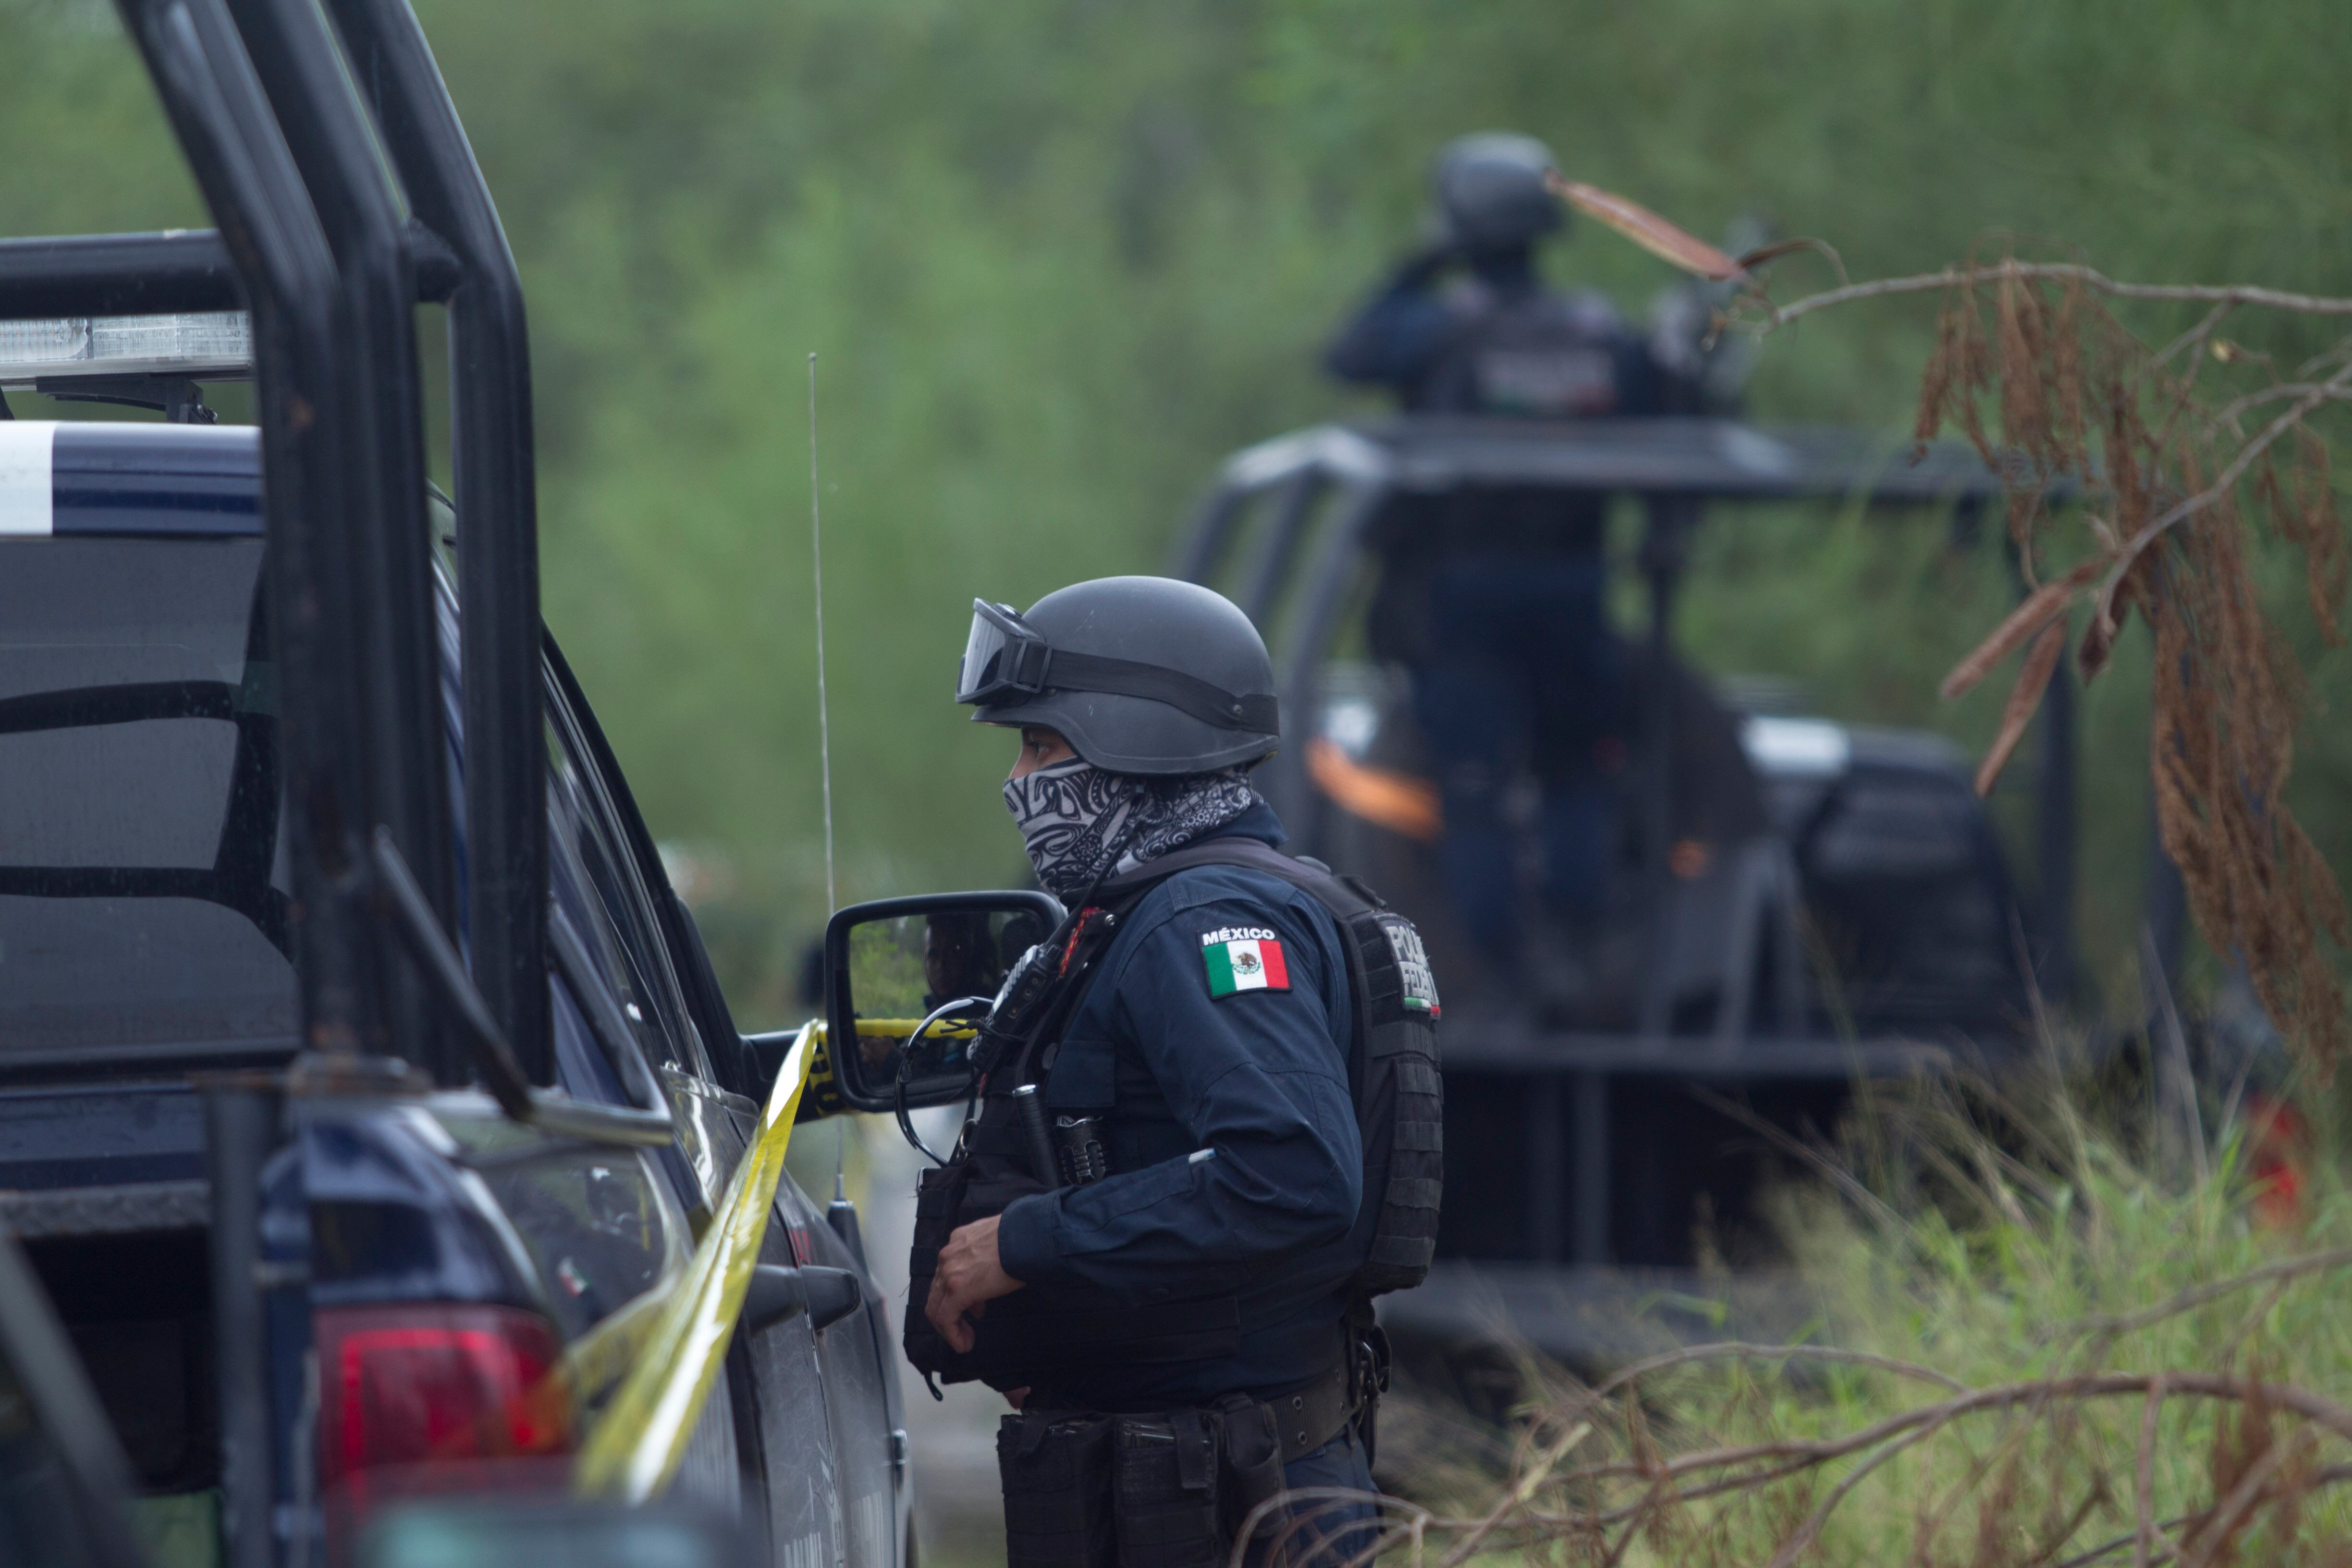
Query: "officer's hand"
927 1214 1024 1354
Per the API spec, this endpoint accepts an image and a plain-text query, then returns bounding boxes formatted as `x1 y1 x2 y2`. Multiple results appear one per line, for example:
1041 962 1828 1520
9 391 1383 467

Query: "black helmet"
956 576 1279 775
1433 132 1564 252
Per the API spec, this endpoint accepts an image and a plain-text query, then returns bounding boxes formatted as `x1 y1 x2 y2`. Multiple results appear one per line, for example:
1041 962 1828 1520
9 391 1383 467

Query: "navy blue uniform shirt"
994 805 1362 1409
1323 250 1661 416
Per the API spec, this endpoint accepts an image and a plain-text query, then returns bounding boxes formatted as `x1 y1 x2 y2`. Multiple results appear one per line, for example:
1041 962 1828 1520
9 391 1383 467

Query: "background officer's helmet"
1432 132 1566 254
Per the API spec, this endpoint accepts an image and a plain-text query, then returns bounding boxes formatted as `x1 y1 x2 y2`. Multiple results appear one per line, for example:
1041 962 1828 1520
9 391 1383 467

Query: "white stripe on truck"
0 421 54 536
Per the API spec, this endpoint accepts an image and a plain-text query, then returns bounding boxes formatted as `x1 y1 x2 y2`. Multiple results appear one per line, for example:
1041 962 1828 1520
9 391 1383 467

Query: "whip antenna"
808 352 837 916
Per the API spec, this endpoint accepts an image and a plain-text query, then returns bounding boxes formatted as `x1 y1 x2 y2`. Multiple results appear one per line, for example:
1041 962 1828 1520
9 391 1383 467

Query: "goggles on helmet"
957 600 1053 706
955 597 1280 735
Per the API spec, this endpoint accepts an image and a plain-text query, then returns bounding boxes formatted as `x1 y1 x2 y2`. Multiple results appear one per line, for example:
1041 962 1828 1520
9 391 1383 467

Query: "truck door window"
0 536 295 1060
545 690 710 1080
475 1151 681 1339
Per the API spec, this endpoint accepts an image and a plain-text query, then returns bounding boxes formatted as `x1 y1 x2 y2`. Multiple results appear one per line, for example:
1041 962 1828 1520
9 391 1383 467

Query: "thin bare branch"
2173 1439 2290 1568
2205 379 2352 434
2134 1379 2167 1568
1770 1413 1958 1568
2067 1249 2352 1338
1760 261 2352 330
2093 357 2352 620
2025 1485 2118 1568
1432 1421 1591 1568
1559 1372 2352 1488
2150 301 2237 375
1738 235 1850 286
1583 1340 1974 1404
2052 1518 2190 1568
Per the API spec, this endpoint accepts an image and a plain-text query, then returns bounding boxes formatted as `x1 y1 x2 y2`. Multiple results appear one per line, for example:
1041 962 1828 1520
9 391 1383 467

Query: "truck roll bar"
221 0 457 1070
114 0 395 1066
0 230 243 317
101 8 374 1559
0 225 460 321
74 0 560 1088
1174 417 2086 1006
326 0 553 1085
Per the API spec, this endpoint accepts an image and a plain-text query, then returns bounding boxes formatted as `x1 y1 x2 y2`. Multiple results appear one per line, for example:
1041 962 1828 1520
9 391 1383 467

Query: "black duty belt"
1262 1355 1362 1463
1031 1354 1360 1467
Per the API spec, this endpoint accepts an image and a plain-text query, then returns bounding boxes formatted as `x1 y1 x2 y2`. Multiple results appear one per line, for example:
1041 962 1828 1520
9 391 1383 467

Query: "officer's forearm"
995 1191 1071 1288
1324 284 1451 388
994 1135 1359 1298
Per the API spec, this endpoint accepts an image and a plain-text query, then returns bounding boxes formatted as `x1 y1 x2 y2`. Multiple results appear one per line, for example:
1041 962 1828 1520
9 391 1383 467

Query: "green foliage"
4 0 2347 1025
1384 1077 2352 1562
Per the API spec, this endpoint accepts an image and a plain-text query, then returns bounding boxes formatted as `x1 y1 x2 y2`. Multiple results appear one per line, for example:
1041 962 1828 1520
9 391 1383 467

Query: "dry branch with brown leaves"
1554 178 2352 1063
1793 253 2352 1069
1786 277 2351 1069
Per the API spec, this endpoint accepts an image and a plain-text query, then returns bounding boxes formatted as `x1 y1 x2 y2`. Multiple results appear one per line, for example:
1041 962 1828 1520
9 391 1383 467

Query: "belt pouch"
998 1412 1117 1568
1212 1395 1290 1548
1113 1411 1224 1568
903 1164 968 1376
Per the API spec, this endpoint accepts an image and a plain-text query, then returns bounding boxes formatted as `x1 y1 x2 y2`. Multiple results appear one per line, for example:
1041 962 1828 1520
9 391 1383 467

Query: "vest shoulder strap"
1096 836 1380 919
1099 837 1399 1090
1096 834 1445 1303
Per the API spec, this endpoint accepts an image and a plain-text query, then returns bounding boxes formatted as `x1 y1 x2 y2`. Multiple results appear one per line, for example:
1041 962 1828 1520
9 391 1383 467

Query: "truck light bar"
0 312 252 389
1741 715 1851 778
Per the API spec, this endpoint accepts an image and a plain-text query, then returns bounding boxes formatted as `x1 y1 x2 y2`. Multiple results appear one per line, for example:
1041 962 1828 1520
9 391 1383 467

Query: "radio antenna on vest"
808 352 837 916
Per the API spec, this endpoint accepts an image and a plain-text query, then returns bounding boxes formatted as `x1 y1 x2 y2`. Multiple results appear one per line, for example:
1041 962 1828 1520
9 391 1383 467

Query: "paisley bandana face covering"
1003 759 1259 901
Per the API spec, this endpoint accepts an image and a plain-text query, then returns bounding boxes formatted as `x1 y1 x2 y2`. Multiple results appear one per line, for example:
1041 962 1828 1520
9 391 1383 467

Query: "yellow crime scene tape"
571 1019 821 1501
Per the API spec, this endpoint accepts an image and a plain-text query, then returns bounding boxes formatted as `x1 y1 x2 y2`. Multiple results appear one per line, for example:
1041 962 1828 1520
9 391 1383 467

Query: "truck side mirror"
821 892 1063 1114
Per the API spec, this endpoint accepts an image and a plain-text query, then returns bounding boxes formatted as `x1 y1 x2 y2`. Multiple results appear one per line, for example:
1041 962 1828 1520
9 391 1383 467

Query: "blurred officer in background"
1325 133 1658 418
1325 132 1656 991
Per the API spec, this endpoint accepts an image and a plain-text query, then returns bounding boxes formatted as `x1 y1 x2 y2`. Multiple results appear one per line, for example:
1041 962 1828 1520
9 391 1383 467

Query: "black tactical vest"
903 840 1442 1392
1422 281 1630 418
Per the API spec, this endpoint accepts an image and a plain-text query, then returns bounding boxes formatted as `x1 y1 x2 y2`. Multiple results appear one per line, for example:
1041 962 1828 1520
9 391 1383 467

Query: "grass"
1361 1059 2352 1566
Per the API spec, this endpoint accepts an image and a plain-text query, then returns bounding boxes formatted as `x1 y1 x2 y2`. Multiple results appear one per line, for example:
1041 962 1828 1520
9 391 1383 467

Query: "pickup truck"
0 417 906 1562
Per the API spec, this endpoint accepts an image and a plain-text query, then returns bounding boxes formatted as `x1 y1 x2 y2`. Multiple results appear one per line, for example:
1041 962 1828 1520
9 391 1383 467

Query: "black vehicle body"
0 0 925 1561
0 421 909 1563
1176 416 2085 1362
0 1225 154 1568
0 1219 766 1568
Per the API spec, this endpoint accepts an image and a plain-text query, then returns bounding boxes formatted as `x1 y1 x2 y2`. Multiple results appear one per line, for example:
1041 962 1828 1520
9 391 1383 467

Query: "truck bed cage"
0 1 588 1551
0 225 460 320
1175 415 2081 1007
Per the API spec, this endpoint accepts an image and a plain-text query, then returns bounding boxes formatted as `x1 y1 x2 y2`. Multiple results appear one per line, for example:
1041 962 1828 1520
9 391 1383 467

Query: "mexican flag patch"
1201 925 1290 997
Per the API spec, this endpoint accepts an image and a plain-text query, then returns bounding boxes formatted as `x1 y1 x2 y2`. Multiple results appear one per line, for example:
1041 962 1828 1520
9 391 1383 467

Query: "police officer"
1324 132 1658 992
919 576 1396 1565
1324 132 1658 418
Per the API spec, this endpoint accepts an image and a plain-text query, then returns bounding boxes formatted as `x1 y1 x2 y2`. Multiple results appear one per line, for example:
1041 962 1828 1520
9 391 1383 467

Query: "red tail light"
314 1303 572 1505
